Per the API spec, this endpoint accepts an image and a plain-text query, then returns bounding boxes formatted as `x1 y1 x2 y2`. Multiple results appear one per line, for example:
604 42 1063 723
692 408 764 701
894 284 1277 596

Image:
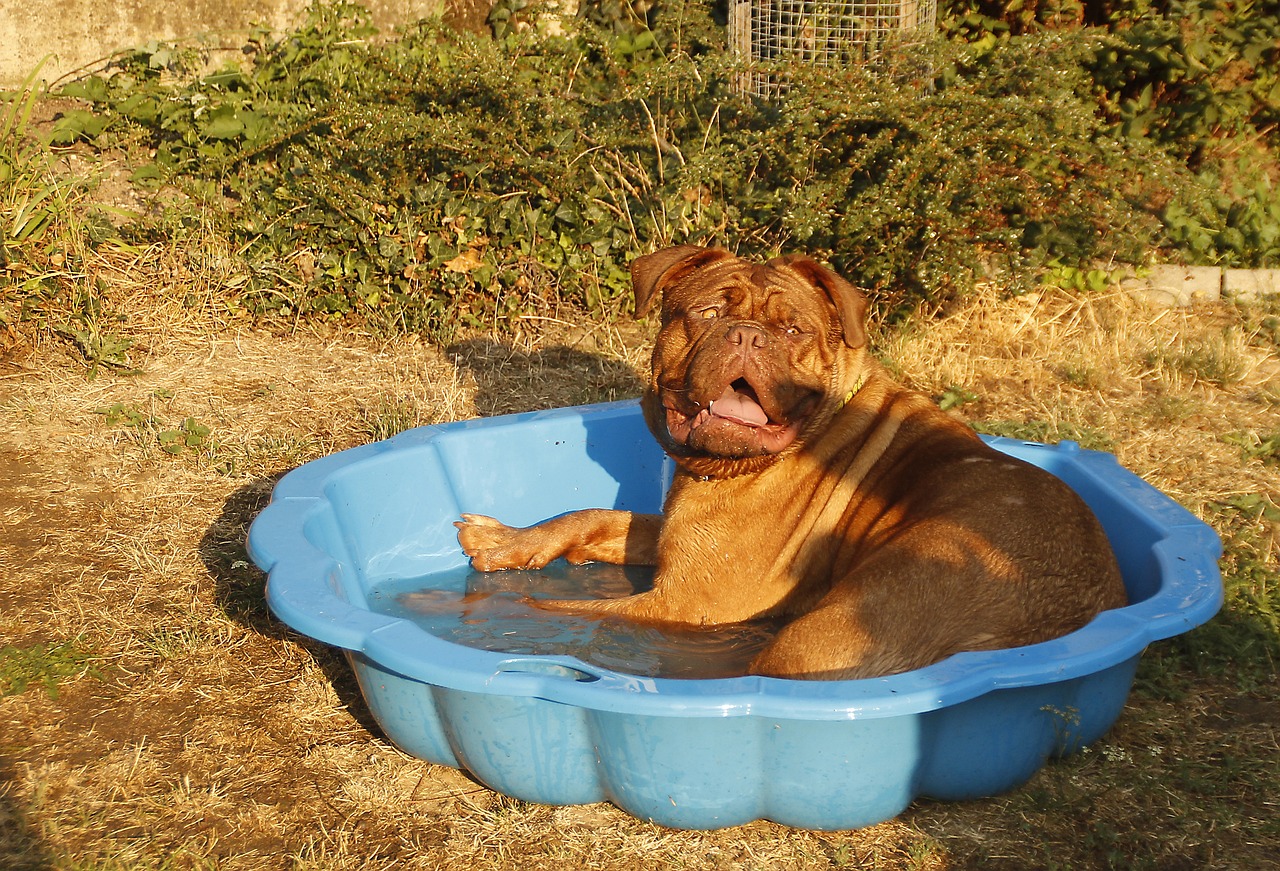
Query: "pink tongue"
709 385 768 427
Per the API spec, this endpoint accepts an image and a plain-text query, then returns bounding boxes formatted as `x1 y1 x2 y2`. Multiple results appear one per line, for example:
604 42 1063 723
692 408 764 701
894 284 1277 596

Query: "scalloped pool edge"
247 399 1223 830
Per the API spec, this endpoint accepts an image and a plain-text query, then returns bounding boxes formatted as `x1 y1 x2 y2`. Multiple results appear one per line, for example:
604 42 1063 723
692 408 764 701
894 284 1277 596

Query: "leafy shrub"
1085 0 1279 159
942 0 1280 267
43 0 1220 338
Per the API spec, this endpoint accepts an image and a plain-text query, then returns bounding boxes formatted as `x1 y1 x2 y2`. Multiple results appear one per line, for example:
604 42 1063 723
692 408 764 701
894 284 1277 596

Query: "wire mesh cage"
729 0 937 96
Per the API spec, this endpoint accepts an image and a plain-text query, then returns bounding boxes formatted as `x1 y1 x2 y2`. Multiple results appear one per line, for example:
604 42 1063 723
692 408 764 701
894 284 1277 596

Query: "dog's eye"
697 307 720 320
784 324 803 336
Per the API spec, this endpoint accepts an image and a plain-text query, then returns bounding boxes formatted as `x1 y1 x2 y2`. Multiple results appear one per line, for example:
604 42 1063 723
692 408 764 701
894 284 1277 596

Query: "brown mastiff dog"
456 246 1127 679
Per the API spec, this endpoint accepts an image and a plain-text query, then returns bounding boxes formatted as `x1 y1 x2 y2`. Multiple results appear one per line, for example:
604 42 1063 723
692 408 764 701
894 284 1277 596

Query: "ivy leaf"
49 109 109 144
203 111 245 140
129 163 164 185
443 248 485 274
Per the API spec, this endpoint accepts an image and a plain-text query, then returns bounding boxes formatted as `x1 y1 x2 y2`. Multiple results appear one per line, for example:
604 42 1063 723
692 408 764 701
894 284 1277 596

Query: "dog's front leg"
455 509 661 572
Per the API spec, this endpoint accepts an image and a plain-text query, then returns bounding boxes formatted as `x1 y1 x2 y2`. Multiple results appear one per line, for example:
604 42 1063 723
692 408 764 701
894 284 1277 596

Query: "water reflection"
369 563 779 679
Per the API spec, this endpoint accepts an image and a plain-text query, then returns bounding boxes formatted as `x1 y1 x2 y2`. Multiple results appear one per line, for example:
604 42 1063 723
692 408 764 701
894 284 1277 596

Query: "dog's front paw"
454 513 557 571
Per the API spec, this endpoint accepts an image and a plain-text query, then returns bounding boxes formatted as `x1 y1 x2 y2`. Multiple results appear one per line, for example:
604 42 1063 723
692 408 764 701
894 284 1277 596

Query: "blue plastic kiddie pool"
247 399 1223 830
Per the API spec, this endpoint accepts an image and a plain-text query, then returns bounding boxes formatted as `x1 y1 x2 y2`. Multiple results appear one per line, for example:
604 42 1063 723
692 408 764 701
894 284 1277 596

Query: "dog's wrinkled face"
631 246 868 466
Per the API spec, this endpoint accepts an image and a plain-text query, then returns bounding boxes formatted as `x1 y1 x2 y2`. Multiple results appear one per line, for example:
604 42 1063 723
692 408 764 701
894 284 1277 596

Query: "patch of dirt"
0 444 117 631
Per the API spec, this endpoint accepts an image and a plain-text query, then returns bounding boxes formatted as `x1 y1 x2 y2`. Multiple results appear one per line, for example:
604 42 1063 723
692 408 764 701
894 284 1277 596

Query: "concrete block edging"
1125 264 1280 307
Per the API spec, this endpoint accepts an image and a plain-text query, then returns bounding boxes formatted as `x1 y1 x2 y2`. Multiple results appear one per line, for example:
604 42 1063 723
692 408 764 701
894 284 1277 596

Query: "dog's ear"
771 255 868 349
631 246 732 318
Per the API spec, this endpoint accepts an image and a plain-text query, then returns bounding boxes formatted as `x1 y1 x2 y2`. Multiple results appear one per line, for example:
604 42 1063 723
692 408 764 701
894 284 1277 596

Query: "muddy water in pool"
368 563 781 679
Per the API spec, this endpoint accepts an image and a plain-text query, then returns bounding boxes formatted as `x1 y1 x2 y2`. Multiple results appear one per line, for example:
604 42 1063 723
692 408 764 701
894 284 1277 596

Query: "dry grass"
880 288 1280 509
2 238 1278 870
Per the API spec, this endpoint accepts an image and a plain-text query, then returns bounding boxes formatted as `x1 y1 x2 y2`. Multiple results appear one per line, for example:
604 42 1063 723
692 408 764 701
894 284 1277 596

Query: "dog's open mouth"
663 380 809 458
708 382 769 427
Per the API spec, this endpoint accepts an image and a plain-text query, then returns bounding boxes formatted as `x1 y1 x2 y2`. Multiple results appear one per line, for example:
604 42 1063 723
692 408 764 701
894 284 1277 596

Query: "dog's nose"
726 323 767 350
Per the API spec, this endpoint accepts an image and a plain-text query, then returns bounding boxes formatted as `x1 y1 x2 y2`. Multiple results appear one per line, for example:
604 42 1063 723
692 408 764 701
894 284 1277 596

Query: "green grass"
1144 330 1249 387
1221 430 1280 465
0 640 100 699
356 396 423 441
972 419 1116 452
1 62 57 265
2 62 134 377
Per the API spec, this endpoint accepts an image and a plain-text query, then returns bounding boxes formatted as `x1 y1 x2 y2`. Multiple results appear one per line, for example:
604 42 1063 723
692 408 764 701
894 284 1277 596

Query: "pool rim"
246 399 1224 722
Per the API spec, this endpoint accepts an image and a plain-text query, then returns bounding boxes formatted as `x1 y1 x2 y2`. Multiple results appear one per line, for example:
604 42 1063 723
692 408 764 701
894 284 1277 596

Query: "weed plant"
0 640 99 699
1 65 53 269
27 0 1243 341
2 63 133 373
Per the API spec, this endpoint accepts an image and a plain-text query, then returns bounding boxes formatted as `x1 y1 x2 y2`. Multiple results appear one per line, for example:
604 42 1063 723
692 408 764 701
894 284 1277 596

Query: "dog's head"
631 245 870 473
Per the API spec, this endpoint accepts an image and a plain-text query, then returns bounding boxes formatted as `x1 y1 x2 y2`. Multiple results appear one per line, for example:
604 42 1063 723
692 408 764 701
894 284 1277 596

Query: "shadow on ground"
196 340 645 751
198 476 385 741
448 338 644 416
0 761 51 870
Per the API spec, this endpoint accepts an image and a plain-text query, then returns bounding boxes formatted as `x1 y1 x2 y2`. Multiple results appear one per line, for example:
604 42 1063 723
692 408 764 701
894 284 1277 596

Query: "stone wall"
0 0 468 87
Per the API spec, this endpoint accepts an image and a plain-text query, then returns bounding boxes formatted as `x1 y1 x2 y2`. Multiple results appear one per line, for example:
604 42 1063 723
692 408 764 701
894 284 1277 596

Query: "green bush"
1093 0 1280 265
943 0 1280 267
39 0 1252 338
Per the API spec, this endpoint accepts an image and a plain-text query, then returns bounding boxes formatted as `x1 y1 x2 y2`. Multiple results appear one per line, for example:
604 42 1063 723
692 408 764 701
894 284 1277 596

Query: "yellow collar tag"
837 373 867 411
